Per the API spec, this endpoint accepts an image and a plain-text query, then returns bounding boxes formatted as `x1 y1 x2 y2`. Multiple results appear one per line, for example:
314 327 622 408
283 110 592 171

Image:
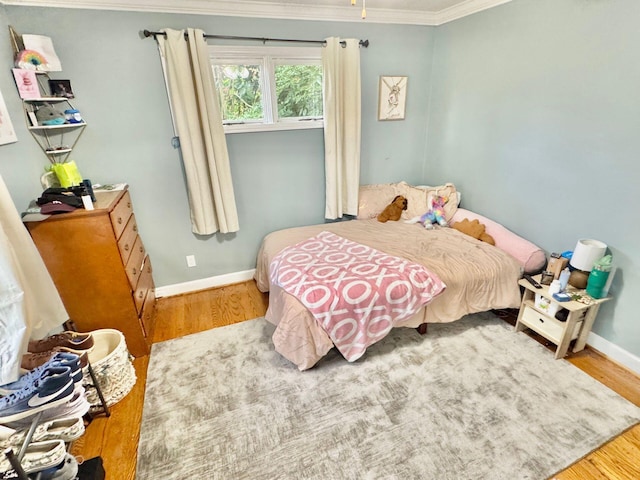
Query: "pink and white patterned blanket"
270 231 446 362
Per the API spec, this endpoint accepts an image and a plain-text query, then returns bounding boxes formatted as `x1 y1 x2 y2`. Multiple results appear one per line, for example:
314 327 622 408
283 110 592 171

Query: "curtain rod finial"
142 29 153 39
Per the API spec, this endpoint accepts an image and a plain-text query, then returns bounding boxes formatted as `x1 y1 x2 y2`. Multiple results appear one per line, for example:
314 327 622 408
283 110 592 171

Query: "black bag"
36 187 84 208
77 456 105 480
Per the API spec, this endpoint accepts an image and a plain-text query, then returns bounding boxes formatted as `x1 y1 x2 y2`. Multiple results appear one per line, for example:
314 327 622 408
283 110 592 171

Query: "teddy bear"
405 195 449 229
377 195 408 222
451 218 495 245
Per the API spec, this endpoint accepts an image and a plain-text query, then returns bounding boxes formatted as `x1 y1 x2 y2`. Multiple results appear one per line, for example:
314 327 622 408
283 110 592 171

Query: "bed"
255 182 545 370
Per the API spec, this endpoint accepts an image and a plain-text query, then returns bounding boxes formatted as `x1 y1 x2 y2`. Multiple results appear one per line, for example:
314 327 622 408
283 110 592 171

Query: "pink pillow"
451 208 546 273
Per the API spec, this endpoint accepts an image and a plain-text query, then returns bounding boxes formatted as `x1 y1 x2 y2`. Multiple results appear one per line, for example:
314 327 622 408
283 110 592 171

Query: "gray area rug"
137 312 640 479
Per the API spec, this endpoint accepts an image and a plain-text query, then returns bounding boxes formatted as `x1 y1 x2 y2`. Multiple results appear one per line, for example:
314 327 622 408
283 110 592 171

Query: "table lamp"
568 239 607 289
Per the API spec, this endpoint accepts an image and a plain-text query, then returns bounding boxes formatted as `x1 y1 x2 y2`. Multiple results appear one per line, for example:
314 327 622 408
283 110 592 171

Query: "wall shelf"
22 88 86 164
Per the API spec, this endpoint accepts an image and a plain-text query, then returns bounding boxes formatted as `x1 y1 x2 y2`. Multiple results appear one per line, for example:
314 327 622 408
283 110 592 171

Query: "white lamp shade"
570 239 607 271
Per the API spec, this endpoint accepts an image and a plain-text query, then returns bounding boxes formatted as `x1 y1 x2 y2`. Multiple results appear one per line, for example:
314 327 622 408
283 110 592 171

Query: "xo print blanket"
270 231 446 361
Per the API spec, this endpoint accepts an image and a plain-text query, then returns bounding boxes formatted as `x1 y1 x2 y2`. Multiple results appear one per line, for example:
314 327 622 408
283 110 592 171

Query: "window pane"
212 64 263 122
275 64 323 119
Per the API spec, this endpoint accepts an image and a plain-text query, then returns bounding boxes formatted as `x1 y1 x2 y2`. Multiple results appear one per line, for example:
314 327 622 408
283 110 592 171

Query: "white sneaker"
33 416 85 443
3 416 84 447
0 439 66 474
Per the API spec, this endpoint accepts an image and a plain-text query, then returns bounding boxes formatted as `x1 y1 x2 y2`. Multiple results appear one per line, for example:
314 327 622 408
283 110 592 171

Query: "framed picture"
378 75 408 121
49 79 74 99
12 68 41 99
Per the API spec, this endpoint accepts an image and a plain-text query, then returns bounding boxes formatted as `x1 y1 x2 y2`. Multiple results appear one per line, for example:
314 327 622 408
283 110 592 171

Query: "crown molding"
0 0 512 26
435 0 513 25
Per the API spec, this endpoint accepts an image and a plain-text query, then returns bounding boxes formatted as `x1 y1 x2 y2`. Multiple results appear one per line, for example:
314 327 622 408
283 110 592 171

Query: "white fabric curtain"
322 37 362 220
157 28 239 235
0 174 68 384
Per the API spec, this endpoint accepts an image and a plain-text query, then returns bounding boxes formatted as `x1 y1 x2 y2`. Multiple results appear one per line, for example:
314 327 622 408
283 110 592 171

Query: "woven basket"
82 329 136 411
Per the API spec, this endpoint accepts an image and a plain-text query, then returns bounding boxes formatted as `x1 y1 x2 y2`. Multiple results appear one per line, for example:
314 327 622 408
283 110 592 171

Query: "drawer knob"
117 217 123 224
133 225 138 232
124 244 130 251
139 246 144 253
138 291 144 299
132 268 137 275
127 202 131 208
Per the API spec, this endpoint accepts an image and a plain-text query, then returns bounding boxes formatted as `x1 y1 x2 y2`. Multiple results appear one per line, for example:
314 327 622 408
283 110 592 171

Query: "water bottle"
559 268 570 292
586 265 610 299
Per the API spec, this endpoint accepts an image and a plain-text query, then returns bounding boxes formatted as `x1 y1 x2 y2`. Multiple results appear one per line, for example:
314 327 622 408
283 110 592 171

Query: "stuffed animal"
377 195 407 222
405 195 449 229
35 105 65 126
451 218 495 245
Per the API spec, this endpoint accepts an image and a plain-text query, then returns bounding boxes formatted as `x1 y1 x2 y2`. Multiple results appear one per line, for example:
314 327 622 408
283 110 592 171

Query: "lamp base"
568 269 589 289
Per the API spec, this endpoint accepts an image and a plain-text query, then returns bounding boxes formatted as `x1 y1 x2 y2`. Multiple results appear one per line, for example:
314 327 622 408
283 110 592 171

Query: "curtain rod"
142 29 369 48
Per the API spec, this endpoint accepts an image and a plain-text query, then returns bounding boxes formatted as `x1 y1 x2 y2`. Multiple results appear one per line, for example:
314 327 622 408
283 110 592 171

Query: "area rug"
136 312 640 480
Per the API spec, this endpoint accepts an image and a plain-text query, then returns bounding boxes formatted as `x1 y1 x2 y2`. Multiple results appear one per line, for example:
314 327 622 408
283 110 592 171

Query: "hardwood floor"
71 281 640 479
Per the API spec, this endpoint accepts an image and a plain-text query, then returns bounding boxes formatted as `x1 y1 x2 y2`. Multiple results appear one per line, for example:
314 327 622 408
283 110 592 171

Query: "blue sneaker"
0 353 82 396
0 367 74 423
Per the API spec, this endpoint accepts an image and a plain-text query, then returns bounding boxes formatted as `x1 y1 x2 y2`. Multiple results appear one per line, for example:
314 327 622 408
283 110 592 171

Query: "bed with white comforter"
255 218 524 370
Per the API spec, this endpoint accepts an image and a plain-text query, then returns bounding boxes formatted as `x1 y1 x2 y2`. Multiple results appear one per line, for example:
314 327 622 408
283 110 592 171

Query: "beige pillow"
357 182 430 220
394 181 430 219
357 183 398 220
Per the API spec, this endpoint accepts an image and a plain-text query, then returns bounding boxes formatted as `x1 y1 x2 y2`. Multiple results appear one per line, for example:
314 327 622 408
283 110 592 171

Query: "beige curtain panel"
0 174 68 384
158 28 239 235
322 37 362 220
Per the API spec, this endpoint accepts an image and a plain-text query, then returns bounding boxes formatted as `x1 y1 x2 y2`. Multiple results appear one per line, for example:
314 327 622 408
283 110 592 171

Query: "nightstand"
515 274 611 359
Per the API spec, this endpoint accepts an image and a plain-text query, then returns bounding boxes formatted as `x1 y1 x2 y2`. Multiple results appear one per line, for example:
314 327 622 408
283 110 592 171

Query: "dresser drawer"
134 256 154 314
117 214 139 266
520 305 582 344
110 190 133 240
140 288 156 339
125 235 146 289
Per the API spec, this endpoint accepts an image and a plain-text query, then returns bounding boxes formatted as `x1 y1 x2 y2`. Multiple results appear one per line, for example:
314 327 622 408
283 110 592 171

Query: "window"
209 45 323 134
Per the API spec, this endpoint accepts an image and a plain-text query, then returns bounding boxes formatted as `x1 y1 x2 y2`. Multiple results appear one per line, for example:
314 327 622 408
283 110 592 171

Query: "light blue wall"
427 0 640 356
0 6 434 287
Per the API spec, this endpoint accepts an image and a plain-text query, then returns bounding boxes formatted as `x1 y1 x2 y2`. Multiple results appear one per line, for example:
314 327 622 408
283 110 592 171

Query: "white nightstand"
515 274 611 359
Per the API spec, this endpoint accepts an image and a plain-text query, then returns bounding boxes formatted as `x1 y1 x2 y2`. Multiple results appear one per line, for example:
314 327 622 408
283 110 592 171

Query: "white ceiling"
0 0 513 25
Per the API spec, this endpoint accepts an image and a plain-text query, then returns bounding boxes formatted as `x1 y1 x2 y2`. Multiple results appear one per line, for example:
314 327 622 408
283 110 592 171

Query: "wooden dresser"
24 188 155 357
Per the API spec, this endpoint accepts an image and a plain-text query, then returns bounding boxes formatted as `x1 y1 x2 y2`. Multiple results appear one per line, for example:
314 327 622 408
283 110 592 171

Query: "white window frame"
209 45 323 134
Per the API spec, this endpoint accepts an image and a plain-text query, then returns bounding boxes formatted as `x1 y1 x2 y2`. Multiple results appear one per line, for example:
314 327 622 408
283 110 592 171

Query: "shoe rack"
3 411 45 480
1 362 109 479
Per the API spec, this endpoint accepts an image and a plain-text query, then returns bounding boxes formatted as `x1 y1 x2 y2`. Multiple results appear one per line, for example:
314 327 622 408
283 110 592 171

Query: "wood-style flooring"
70 281 640 479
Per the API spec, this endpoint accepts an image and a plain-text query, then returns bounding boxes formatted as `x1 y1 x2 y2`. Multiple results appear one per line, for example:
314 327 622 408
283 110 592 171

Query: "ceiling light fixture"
351 0 367 19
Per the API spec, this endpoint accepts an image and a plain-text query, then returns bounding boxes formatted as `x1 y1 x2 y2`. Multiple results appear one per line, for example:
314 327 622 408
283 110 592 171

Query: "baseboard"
155 269 256 298
587 332 640 376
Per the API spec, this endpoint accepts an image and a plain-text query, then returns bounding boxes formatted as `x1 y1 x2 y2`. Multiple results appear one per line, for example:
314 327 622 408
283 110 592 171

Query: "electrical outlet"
186 255 196 267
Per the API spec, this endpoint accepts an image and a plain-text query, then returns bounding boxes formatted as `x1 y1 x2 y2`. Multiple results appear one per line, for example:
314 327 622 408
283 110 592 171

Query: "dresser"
24 188 155 357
